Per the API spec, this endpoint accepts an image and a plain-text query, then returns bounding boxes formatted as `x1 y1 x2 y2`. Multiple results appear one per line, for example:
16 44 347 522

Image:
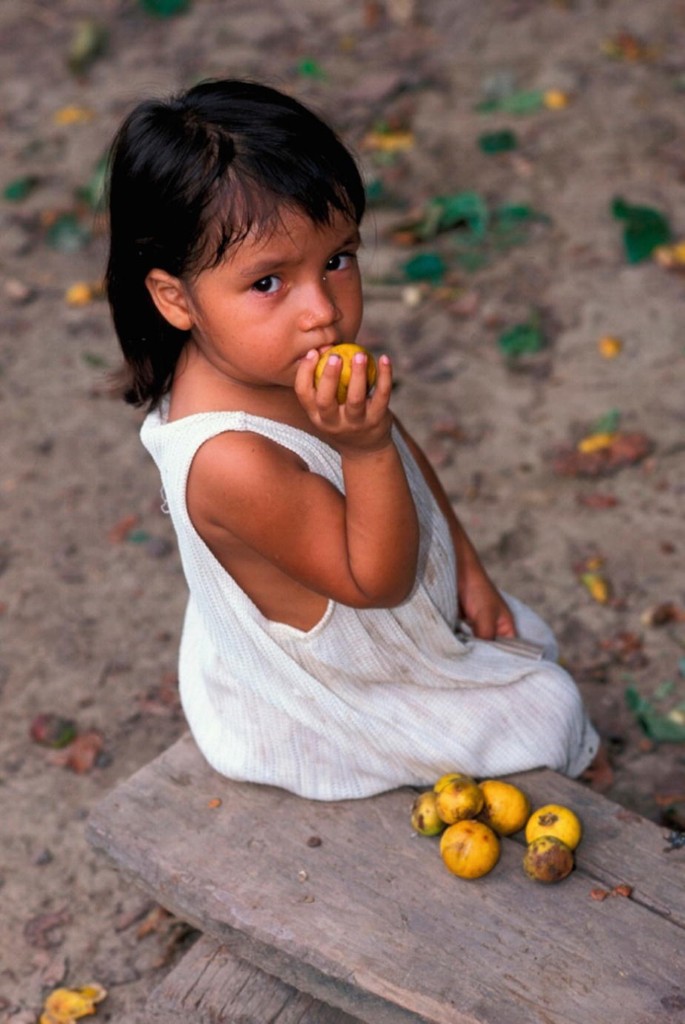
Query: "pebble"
4 278 35 303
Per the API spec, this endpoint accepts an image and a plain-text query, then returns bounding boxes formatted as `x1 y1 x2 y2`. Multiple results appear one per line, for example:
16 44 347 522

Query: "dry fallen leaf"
107 514 139 543
49 731 104 773
641 602 685 627
136 904 171 939
611 883 633 898
40 983 106 1024
580 571 611 604
552 431 653 477
577 491 619 509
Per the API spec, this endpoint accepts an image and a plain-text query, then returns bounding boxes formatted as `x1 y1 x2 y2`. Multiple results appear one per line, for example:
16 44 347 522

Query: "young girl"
106 79 603 800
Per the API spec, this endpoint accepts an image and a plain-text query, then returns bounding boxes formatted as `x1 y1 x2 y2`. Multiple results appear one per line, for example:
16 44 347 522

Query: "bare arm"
394 419 516 639
187 351 420 609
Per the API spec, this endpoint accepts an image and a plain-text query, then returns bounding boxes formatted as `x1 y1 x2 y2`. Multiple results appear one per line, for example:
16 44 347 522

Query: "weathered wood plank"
146 934 365 1024
505 766 685 927
88 734 685 1024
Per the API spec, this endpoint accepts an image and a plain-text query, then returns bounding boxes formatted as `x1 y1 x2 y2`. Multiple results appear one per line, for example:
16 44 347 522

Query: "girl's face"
165 206 363 395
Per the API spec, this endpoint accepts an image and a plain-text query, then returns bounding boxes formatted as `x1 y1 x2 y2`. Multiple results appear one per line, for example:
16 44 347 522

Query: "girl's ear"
145 269 194 331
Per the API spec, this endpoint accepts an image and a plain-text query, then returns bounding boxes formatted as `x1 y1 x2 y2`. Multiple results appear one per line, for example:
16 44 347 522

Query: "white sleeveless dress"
141 403 599 800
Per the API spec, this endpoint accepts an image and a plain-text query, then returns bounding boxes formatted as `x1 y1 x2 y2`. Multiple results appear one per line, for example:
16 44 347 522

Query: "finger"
494 615 517 639
470 611 497 641
295 348 319 399
367 354 392 410
344 352 371 410
495 601 517 638
315 353 343 408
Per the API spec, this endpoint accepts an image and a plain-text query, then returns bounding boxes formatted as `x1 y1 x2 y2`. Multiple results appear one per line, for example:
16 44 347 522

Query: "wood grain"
147 934 364 1023
87 734 685 1024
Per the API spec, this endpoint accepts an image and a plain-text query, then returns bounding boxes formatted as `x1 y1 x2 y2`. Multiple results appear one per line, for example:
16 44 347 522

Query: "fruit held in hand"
314 343 377 404
523 835 575 883
525 803 582 850
435 775 484 824
411 791 446 836
478 779 531 836
440 820 500 879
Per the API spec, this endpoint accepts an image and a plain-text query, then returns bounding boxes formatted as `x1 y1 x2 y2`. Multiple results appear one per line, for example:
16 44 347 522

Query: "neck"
167 345 310 429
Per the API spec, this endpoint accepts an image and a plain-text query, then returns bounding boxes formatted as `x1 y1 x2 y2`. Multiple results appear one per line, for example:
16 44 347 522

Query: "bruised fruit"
411 791 446 836
525 804 582 850
440 820 500 879
435 775 484 824
523 835 574 883
314 343 377 404
478 779 531 836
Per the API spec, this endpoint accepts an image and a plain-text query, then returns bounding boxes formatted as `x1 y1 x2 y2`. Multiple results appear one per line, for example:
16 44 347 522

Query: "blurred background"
1 1 685 1020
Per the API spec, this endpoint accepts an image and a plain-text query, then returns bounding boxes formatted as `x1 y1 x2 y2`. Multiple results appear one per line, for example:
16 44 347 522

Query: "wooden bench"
87 733 685 1024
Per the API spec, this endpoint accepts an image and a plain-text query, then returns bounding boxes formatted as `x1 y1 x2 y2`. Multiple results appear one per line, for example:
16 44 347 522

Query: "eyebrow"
239 228 362 280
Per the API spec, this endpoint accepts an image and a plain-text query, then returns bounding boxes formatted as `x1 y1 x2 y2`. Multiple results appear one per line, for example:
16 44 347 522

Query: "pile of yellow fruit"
410 771 582 883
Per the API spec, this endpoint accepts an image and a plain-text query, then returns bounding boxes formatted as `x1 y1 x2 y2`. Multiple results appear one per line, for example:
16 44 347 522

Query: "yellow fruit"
478 779 531 836
65 281 94 306
433 771 469 793
525 804 582 850
598 334 622 359
435 776 484 825
523 835 574 884
410 791 446 837
440 820 500 879
543 88 571 110
314 343 377 404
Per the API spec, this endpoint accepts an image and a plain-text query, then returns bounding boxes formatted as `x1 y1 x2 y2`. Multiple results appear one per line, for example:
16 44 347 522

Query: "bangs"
193 159 364 274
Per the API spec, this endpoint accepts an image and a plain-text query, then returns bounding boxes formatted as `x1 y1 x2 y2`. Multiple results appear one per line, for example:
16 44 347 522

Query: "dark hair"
105 79 366 407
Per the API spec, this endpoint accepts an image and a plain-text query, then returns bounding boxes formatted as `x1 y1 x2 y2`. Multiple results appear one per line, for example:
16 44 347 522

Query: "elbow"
350 558 418 610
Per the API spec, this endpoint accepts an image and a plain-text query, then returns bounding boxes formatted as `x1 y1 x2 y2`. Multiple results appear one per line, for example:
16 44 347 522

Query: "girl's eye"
251 275 281 294
326 251 356 273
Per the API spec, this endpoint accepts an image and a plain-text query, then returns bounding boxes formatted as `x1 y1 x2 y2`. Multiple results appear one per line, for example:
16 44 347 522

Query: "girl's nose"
300 278 341 331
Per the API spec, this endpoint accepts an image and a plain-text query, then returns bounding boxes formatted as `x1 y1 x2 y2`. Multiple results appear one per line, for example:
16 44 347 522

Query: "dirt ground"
2 1 685 1020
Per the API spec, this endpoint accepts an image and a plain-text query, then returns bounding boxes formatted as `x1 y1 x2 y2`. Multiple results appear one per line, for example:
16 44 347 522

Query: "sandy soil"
2 1 685 1020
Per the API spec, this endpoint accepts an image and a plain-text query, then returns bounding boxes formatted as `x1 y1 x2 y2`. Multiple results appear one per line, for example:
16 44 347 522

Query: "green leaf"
3 176 39 202
67 19 107 74
625 684 648 713
611 196 672 263
127 529 152 544
497 317 545 357
45 213 91 253
139 0 190 15
77 154 108 211
402 252 447 284
478 130 518 154
436 192 489 237
476 89 545 115
297 57 326 80
625 685 685 742
592 408 621 434
82 352 108 368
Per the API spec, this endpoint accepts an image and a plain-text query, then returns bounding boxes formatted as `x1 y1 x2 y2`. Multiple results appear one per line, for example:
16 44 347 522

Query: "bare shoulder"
187 430 309 527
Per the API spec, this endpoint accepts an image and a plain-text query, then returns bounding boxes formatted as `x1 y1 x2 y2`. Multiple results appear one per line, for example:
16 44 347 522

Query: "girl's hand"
295 348 394 453
458 562 517 640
